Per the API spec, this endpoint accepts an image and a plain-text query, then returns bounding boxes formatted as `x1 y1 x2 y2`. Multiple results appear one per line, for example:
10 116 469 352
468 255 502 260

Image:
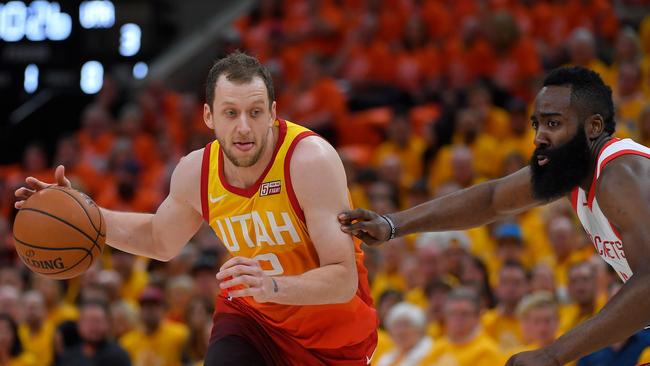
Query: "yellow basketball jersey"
200 119 377 350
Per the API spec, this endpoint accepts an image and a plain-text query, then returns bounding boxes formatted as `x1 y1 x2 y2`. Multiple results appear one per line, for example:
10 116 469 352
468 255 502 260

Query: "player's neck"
223 126 278 188
578 134 612 192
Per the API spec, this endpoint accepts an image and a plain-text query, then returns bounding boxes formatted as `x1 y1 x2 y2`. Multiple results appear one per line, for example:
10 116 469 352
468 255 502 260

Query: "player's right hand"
14 165 72 209
338 208 391 246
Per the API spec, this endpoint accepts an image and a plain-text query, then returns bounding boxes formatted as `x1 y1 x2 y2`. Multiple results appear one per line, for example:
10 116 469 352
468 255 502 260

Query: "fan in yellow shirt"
482 262 528 349
17 291 53 366
31 277 78 327
613 62 645 139
120 287 189 366
0 314 36 366
501 291 560 364
421 288 501 366
428 109 501 191
566 28 614 87
559 262 607 334
373 111 426 187
111 249 150 305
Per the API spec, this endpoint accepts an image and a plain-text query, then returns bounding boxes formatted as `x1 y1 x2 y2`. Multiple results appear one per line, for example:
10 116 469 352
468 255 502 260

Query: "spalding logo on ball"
13 186 106 280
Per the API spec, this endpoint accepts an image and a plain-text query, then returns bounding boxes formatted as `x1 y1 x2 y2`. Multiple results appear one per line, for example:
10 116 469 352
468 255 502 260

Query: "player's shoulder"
289 135 339 167
597 153 650 207
169 148 205 197
173 148 204 176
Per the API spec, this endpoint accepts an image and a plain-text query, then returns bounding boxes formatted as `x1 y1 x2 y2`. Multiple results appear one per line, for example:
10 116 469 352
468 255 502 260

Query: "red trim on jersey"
201 142 213 222
570 188 579 212
608 222 622 240
586 138 620 208
218 120 288 198
587 148 650 209
284 131 319 224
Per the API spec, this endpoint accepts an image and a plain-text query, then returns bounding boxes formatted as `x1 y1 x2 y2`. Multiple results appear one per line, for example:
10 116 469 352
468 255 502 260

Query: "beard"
219 130 269 168
529 127 592 201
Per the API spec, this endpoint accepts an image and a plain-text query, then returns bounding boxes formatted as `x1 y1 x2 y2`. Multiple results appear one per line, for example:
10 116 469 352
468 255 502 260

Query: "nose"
235 115 252 134
534 129 550 150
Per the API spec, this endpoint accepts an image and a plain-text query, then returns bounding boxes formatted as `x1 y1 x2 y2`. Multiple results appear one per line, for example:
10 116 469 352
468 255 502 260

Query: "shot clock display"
0 0 151 96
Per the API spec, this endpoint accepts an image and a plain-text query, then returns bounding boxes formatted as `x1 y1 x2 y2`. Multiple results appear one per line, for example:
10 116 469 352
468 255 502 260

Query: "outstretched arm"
217 136 358 305
15 151 204 262
339 166 544 245
100 150 204 261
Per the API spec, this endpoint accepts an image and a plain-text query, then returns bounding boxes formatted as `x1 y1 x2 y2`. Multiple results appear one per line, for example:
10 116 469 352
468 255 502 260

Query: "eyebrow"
531 112 563 120
219 99 266 107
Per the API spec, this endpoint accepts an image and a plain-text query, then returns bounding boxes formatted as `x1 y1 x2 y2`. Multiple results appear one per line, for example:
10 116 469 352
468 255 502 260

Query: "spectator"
560 261 604 333
0 286 21 323
56 300 131 366
376 302 433 366
0 313 36 366
18 291 54 366
110 301 137 340
183 297 213 366
482 261 529 349
422 287 501 366
119 286 189 366
31 276 78 326
518 291 560 349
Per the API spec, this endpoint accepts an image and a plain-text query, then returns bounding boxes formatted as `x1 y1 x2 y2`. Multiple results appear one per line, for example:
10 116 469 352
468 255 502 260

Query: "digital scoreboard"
0 0 153 96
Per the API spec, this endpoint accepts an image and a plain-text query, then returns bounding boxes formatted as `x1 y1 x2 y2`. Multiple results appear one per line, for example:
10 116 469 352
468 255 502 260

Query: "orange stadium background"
1 0 650 365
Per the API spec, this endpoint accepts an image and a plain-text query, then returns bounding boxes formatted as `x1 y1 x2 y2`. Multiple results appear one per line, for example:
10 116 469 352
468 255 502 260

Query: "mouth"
233 142 254 152
537 155 549 166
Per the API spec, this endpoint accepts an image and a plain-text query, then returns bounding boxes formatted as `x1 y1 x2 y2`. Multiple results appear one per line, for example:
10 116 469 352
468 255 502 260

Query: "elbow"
151 249 175 262
151 239 177 262
335 269 358 303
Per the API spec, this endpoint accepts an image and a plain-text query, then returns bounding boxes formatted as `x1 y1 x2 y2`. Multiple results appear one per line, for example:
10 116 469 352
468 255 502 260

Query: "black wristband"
380 214 397 241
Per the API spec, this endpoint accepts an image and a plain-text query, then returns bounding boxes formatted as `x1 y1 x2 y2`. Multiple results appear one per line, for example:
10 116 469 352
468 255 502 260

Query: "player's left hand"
216 256 275 303
505 349 561 366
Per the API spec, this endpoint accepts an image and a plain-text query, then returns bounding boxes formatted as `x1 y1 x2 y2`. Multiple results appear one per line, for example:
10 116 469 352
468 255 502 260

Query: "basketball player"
15 52 378 365
339 66 650 366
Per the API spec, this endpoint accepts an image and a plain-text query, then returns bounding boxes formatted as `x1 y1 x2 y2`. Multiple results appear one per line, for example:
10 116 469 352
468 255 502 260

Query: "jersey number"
253 253 284 276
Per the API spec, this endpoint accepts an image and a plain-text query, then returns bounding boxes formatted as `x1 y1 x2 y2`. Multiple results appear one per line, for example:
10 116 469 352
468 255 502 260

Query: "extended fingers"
14 187 35 200
338 208 377 222
340 220 372 234
216 264 262 280
25 177 50 190
220 275 261 290
219 256 260 271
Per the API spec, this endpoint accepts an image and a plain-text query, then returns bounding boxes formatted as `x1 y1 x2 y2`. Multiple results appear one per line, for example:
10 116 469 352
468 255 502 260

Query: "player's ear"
270 101 277 126
203 103 214 129
586 114 604 140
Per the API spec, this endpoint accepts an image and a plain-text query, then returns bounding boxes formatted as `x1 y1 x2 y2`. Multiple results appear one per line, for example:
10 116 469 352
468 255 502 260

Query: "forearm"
269 263 358 305
100 208 165 260
549 273 650 364
392 181 500 236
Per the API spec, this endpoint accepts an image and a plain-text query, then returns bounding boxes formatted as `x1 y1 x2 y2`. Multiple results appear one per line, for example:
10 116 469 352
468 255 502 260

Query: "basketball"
12 186 105 280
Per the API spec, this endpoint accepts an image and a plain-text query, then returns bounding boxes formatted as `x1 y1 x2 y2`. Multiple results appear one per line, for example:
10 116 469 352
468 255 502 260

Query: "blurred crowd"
2 0 650 365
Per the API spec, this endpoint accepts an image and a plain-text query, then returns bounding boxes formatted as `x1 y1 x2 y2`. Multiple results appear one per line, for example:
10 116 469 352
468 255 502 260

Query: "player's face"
204 75 276 168
529 86 591 200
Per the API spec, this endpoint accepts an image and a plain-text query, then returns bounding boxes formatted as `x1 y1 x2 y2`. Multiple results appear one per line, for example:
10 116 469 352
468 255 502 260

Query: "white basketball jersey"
571 138 650 282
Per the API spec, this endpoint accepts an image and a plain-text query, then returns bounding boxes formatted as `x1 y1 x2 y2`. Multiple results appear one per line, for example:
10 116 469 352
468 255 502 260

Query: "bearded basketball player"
339 66 650 366
15 52 377 365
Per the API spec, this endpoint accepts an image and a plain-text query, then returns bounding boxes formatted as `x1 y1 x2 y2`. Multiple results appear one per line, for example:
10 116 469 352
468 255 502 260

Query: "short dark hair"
205 51 275 110
543 66 615 135
0 313 22 356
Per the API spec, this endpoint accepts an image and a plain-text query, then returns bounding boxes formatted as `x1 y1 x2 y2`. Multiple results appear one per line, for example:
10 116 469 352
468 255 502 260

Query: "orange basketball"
12 186 105 280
